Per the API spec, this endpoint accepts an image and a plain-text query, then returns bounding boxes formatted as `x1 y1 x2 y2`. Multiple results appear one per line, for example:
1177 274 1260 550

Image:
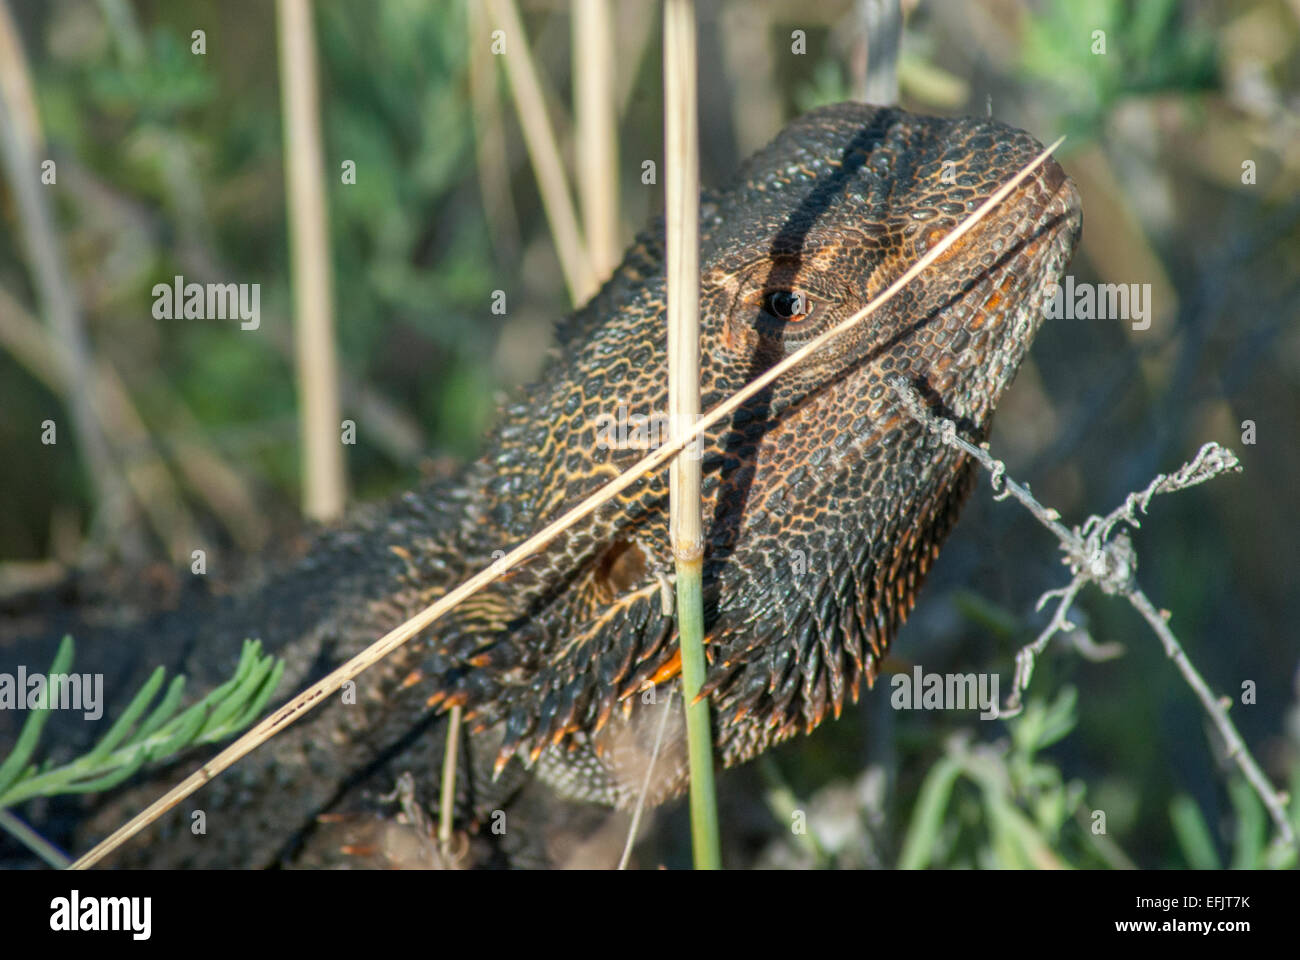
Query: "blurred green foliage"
1 0 1296 870
0 635 282 813
9 0 501 541
1019 0 1219 138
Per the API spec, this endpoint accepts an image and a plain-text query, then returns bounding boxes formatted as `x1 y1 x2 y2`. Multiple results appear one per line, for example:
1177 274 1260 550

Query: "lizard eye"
764 290 815 322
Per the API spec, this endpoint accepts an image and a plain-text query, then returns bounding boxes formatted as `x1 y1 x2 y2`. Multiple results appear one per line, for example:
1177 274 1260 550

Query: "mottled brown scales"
408 102 1081 804
21 103 1079 867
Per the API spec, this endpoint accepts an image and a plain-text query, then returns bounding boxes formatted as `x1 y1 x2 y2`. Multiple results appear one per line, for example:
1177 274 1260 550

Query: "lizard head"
431 103 1081 802
701 102 1080 426
689 102 1081 765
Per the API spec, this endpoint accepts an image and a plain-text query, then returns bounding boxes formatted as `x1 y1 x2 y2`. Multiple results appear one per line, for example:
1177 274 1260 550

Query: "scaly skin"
412 101 1081 807
1 102 1080 867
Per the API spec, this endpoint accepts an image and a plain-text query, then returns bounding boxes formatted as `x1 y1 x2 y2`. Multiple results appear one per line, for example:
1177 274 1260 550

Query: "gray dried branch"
887 374 1294 852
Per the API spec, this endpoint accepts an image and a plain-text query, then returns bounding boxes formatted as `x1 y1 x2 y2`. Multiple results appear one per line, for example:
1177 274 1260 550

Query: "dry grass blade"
277 0 346 521
468 0 521 262
855 0 902 106
437 704 462 855
0 0 136 558
618 686 674 869
487 0 597 305
573 0 620 282
70 134 1064 870
662 0 719 869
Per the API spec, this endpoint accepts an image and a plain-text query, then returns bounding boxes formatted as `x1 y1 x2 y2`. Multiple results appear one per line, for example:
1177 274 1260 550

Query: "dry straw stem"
437 704 462 854
467 0 521 261
70 135 1064 870
855 0 903 106
617 686 676 869
889 376 1296 852
573 0 620 282
487 0 598 305
445 0 618 847
0 0 136 557
663 0 719 869
664 2 702 566
277 0 346 522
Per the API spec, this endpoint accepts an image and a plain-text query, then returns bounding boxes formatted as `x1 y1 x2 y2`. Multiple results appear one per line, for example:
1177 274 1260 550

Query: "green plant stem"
0 808 70 868
675 556 720 868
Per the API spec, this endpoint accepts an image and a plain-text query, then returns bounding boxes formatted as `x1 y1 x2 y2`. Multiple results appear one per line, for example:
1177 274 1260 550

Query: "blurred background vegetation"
1 0 1298 868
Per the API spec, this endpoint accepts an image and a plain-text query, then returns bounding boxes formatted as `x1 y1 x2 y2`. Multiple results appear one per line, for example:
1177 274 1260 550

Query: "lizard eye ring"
764 290 815 322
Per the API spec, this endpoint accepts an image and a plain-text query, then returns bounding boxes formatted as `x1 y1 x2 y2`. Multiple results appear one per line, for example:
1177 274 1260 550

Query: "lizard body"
1 102 1081 868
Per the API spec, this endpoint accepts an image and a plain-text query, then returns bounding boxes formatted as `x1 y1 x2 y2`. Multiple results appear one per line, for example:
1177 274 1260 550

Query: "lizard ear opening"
592 539 649 602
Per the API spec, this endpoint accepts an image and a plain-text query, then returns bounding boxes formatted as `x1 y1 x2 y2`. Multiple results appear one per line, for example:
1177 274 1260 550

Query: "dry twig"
888 375 1294 852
